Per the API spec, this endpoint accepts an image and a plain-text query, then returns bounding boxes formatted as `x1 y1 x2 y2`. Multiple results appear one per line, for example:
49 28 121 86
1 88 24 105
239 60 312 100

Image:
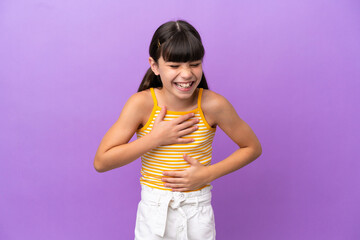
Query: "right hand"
150 106 199 146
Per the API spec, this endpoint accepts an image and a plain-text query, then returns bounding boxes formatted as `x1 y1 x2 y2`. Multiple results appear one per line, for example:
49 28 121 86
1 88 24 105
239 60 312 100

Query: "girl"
94 20 262 240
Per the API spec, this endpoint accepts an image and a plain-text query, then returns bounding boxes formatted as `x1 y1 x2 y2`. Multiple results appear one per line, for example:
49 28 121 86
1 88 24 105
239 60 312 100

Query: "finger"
164 183 185 188
176 118 199 131
178 125 198 136
162 177 184 183
183 154 196 164
173 112 196 125
176 137 195 144
154 106 167 123
163 170 185 178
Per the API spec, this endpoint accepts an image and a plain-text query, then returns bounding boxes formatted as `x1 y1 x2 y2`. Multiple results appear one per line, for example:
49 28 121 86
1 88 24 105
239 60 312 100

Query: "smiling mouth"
174 81 195 89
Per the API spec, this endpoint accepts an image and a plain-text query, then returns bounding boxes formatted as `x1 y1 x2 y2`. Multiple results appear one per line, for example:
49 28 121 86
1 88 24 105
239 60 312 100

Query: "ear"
149 57 160 76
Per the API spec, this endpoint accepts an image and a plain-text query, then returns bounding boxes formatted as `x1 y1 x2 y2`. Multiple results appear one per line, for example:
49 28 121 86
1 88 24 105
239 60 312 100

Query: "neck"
157 88 199 112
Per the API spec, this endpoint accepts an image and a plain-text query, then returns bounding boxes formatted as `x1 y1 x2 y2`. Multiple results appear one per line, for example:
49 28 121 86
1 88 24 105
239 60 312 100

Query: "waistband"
140 184 213 238
141 184 212 198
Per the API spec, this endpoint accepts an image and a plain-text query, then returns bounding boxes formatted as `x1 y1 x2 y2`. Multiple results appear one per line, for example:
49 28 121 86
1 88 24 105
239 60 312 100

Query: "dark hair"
137 20 208 92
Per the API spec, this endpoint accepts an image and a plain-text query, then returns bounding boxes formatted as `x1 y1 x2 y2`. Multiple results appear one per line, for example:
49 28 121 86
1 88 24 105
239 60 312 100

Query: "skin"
94 56 262 192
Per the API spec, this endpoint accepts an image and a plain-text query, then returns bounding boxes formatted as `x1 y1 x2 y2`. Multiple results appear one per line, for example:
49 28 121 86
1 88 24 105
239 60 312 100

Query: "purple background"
1 0 359 239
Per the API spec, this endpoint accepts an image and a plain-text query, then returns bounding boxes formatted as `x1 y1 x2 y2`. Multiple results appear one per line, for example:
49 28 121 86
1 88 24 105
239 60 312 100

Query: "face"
149 56 203 99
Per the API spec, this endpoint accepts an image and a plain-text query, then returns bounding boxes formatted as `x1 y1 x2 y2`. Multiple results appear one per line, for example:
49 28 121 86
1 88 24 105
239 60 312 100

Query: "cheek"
195 69 203 79
160 71 177 81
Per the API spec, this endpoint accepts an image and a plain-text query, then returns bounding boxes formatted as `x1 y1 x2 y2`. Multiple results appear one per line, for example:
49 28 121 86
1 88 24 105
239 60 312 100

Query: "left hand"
162 154 211 192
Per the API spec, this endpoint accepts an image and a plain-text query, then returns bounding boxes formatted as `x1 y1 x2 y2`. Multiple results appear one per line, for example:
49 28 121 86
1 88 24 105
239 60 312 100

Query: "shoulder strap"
197 88 203 109
150 88 158 107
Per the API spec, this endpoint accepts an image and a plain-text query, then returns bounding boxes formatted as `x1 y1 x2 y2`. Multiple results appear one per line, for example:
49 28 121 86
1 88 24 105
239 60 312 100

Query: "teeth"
176 82 192 88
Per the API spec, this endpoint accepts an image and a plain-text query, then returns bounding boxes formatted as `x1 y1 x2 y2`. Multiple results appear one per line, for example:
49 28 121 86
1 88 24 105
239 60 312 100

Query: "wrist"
146 132 162 149
206 165 217 183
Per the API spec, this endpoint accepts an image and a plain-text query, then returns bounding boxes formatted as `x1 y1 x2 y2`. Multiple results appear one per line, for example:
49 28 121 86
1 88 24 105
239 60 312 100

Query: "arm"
162 91 262 191
94 91 199 172
94 92 154 172
205 93 262 182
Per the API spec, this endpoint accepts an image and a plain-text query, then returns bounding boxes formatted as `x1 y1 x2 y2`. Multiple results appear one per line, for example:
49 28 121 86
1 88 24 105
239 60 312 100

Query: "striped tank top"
136 88 216 191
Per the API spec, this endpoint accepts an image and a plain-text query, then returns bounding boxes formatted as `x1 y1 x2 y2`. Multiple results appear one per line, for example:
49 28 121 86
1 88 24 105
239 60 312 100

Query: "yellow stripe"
144 149 212 160
149 144 213 156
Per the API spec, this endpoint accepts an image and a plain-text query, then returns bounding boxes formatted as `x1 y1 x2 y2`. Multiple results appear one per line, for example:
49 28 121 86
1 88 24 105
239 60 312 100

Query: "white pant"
134 184 216 240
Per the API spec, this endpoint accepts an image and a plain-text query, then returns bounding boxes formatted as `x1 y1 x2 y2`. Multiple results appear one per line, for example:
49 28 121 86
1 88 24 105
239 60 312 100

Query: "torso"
136 87 216 191
138 88 218 129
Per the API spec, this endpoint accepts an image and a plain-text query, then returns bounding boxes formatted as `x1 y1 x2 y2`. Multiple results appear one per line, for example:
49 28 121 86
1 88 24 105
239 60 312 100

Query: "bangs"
161 31 204 62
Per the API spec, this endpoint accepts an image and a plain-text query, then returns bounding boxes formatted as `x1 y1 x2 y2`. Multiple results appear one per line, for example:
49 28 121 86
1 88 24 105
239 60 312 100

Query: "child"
94 20 262 240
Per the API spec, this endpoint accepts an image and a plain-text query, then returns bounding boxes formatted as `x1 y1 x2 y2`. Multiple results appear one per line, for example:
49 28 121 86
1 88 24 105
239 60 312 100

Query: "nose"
180 66 192 79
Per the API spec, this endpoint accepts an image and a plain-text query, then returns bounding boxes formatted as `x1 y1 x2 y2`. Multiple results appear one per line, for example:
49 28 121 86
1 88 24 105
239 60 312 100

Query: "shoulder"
201 89 232 113
200 89 234 127
120 89 154 127
126 89 153 108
